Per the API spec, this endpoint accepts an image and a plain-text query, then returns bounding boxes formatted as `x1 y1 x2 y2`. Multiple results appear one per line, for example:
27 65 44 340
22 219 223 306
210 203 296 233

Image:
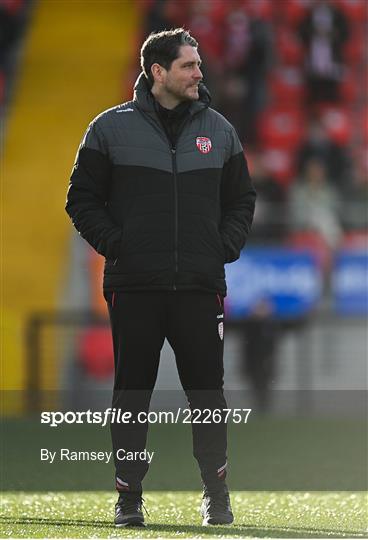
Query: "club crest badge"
218 322 224 340
196 136 212 154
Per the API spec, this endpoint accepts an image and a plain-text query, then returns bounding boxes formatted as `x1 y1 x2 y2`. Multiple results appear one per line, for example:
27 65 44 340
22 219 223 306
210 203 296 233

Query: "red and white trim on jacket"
116 476 129 491
217 461 227 478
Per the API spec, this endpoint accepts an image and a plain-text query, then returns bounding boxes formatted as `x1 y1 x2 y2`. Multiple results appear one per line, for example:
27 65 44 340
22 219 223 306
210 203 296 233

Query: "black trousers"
106 290 228 490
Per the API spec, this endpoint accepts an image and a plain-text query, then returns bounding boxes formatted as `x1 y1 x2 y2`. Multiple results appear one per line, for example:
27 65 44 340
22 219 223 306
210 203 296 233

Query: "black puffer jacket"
66 74 256 296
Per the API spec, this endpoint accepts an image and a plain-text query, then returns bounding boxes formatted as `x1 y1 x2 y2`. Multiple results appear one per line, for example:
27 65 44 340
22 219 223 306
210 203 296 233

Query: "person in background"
241 298 279 413
341 153 368 232
290 157 342 251
218 0 272 144
297 118 352 194
298 0 349 104
247 152 288 245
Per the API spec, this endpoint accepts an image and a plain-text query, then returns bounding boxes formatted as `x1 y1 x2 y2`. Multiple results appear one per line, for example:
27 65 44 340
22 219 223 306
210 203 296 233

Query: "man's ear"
151 63 165 84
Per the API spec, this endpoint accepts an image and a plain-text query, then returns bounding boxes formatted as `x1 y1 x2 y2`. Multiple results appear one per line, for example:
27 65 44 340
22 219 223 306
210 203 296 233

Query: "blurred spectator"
248 152 288 244
297 117 352 193
144 0 189 34
240 298 279 413
217 74 248 140
298 0 350 104
341 155 368 231
143 0 272 143
0 0 29 117
290 157 342 249
0 2 21 71
218 0 272 143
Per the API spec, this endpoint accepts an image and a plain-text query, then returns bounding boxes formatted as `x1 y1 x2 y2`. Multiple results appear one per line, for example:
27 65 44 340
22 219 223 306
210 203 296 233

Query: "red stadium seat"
269 67 306 106
135 0 155 12
258 107 305 149
363 109 368 145
319 106 352 146
343 29 365 65
340 70 358 104
261 147 295 187
276 28 304 66
281 0 311 26
244 0 274 20
77 327 114 379
336 0 367 22
1 0 24 14
187 7 224 63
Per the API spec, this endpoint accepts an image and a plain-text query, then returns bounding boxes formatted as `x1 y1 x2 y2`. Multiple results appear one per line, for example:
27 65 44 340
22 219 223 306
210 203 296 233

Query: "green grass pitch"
1 491 367 538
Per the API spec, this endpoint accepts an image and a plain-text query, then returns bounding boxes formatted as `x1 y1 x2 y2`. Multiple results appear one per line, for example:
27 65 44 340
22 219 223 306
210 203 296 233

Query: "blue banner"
225 248 322 319
332 250 368 316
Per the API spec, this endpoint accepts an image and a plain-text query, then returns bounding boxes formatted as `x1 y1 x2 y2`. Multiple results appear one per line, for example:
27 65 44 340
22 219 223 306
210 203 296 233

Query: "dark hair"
140 28 198 86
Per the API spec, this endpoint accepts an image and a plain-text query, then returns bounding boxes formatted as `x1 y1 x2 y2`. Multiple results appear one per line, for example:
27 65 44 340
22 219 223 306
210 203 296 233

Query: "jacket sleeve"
65 120 122 260
219 129 256 263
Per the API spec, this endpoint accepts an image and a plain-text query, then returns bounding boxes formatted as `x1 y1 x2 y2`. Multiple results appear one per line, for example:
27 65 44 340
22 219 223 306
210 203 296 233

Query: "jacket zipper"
137 105 191 291
165 118 190 291
171 147 178 291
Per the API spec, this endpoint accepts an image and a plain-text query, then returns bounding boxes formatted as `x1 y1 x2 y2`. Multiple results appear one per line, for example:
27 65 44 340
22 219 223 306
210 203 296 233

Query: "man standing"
66 29 256 527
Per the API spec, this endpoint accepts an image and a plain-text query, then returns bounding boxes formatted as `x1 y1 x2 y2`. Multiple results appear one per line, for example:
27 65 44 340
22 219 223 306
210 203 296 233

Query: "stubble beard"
166 82 199 104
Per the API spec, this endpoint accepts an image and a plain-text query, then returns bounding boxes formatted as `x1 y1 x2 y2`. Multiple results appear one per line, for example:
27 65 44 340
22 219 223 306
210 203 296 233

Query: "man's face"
161 45 203 103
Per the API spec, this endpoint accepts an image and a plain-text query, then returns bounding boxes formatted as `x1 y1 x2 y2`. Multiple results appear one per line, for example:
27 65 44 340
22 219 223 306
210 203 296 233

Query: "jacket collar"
133 72 211 116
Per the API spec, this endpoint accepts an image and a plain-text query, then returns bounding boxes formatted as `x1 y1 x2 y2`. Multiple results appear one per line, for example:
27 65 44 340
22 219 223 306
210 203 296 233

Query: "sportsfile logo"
41 409 131 428
41 408 252 427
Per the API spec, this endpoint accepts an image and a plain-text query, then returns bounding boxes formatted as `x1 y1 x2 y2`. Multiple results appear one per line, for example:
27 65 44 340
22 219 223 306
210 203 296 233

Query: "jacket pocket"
105 231 124 268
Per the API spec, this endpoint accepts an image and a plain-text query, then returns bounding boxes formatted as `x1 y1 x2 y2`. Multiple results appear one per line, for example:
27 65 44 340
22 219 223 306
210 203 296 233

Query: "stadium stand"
2 0 140 402
3 0 366 406
83 0 366 389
